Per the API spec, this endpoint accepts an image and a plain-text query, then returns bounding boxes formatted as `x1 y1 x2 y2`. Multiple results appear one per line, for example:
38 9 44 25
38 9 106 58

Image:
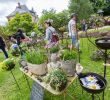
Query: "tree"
7 13 35 34
55 10 69 30
38 8 57 32
38 9 69 32
103 0 110 16
68 0 93 20
90 0 104 12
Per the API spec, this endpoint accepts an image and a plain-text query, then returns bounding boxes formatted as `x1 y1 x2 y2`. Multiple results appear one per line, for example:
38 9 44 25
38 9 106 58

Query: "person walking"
44 20 59 48
0 36 8 59
68 13 78 49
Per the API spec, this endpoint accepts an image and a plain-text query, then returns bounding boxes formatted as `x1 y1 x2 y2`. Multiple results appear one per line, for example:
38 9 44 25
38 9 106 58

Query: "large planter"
60 60 76 76
27 63 47 76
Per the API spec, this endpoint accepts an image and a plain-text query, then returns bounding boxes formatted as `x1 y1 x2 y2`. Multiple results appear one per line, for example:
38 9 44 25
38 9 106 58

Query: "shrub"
90 50 104 61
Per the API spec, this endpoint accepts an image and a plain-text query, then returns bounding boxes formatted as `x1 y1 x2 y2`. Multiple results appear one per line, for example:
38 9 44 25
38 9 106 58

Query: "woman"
0 36 8 59
44 21 59 48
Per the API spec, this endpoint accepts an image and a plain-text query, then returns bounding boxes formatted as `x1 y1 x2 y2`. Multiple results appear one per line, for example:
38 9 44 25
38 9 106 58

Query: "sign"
31 82 44 100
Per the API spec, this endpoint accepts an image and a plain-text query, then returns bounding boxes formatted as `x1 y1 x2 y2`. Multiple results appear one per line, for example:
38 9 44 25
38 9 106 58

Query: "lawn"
0 38 110 100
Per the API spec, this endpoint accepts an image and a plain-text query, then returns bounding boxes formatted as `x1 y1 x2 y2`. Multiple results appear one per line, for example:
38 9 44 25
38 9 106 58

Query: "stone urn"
27 63 47 76
60 60 76 76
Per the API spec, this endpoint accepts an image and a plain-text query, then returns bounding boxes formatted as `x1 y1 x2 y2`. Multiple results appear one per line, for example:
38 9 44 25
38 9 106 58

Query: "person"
44 21 59 48
81 19 87 32
0 36 8 59
68 13 78 49
13 29 25 45
13 29 25 56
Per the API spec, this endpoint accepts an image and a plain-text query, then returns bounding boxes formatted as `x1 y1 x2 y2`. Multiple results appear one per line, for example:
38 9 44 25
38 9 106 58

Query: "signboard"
31 82 44 100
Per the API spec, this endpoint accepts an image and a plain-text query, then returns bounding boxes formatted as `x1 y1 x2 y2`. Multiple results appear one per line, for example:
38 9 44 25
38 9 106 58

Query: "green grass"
0 38 110 100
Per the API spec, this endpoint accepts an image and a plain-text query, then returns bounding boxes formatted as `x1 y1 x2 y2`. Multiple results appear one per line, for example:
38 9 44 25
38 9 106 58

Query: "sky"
0 0 69 26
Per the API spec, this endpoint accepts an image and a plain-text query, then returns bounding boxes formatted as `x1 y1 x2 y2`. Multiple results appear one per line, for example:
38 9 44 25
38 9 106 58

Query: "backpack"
49 29 59 42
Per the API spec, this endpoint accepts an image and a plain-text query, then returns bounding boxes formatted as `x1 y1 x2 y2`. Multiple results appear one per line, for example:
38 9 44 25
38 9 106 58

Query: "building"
7 3 38 23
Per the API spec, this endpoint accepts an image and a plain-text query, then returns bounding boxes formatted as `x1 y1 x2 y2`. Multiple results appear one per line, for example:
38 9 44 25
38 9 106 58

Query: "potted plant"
2 58 15 71
60 50 77 76
26 50 47 75
49 46 60 62
10 44 20 57
45 69 67 91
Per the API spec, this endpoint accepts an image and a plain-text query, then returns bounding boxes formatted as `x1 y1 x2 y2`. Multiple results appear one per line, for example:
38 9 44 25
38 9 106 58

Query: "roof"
7 4 36 18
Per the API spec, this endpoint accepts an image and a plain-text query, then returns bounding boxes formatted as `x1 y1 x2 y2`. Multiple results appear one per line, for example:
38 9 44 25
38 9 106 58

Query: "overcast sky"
0 0 69 26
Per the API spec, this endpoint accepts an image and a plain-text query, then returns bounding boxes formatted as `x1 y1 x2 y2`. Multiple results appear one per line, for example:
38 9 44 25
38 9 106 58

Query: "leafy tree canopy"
68 0 94 20
7 13 35 34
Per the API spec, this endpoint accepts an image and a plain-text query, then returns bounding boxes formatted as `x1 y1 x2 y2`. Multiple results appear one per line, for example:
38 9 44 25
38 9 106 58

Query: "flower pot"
27 63 47 76
50 53 59 62
60 60 76 76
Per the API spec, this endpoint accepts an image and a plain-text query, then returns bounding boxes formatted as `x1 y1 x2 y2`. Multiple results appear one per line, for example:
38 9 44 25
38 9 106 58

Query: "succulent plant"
45 69 67 91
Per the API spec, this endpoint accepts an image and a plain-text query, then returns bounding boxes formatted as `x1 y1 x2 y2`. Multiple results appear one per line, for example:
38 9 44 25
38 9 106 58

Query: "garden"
1 37 110 100
0 0 110 100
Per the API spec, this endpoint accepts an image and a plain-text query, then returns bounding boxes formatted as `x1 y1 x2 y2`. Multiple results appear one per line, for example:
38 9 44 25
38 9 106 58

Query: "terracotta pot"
60 60 76 76
27 63 47 76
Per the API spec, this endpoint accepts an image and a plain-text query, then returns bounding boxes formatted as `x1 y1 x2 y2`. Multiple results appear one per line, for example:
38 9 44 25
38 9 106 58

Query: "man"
68 13 78 49
0 36 8 59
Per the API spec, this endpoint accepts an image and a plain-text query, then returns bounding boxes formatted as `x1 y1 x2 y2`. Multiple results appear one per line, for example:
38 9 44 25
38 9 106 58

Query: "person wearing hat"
68 13 78 49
